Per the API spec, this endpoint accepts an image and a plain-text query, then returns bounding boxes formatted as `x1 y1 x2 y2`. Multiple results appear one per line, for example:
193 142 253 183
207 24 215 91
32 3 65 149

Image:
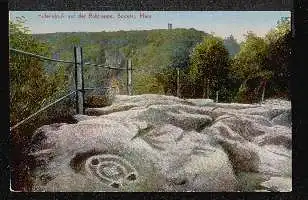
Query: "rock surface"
84 88 115 108
28 94 292 192
260 177 292 192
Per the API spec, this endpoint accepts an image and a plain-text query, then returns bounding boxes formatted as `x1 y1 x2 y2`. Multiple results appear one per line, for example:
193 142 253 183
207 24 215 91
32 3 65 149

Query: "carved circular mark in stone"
97 161 127 181
126 173 137 181
85 154 138 187
91 159 99 165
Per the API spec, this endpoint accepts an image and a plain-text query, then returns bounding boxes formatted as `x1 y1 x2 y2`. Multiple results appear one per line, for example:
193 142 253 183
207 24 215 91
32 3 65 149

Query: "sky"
9 11 290 42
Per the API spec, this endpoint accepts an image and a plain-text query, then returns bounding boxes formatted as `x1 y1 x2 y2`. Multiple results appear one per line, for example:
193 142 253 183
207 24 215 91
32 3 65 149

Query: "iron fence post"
74 46 84 114
176 67 180 98
127 58 132 96
80 47 85 114
74 46 79 114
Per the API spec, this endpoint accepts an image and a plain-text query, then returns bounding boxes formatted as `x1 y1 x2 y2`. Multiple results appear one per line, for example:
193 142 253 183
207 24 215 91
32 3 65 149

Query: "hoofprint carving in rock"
28 94 292 192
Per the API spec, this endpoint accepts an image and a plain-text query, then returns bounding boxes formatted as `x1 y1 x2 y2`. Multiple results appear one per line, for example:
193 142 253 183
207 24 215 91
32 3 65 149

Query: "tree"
170 40 196 69
265 17 291 99
10 19 50 125
265 17 291 43
189 35 231 99
9 18 71 135
159 39 199 97
231 32 271 103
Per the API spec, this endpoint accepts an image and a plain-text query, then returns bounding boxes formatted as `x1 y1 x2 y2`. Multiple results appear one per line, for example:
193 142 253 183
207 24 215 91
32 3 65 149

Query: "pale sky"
9 11 290 42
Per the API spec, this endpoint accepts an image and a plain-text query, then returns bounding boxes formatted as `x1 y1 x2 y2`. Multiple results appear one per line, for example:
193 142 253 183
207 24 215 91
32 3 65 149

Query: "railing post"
127 58 132 96
261 82 266 104
74 46 78 114
216 91 219 103
74 46 84 114
80 47 85 114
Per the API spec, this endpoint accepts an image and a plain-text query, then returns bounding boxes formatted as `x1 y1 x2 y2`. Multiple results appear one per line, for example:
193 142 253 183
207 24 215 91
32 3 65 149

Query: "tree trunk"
206 78 210 99
240 79 248 92
193 83 196 97
261 80 267 104
202 75 207 99
237 79 248 102
176 68 180 98
255 78 263 97
216 91 219 102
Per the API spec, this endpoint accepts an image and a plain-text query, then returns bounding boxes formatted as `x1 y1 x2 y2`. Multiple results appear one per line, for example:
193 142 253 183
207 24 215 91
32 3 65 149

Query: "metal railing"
9 91 76 131
9 46 132 131
9 48 76 64
9 48 128 70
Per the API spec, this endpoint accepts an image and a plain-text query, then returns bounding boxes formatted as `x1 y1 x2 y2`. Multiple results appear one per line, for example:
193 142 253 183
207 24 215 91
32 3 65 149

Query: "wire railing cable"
83 62 127 70
9 47 131 131
10 47 127 70
10 90 77 131
9 48 77 64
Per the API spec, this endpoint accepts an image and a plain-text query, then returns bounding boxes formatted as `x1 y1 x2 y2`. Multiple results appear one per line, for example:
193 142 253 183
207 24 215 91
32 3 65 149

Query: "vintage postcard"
9 11 291 192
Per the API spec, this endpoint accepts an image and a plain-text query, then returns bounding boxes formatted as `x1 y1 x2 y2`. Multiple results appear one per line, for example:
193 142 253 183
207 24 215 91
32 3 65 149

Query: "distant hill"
33 28 207 64
33 29 206 92
33 29 240 94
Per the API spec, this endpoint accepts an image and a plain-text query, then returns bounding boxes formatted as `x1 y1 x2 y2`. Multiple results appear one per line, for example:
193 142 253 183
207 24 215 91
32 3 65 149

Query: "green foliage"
231 17 291 102
230 33 270 102
31 19 291 102
34 28 204 95
133 73 164 94
266 26 291 99
10 19 75 192
265 17 291 43
189 35 231 99
10 20 46 124
126 29 205 94
171 41 192 69
9 19 69 129
232 32 270 80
